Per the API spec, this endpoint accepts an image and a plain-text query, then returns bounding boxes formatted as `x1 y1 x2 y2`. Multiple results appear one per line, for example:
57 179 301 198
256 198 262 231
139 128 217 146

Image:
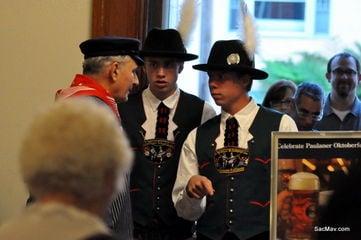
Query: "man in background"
118 28 215 240
315 52 361 130
0 100 133 240
293 82 324 131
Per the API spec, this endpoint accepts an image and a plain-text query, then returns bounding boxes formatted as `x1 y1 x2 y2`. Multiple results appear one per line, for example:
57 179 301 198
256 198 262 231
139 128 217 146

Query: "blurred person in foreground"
262 79 297 116
293 82 324 131
0 99 133 240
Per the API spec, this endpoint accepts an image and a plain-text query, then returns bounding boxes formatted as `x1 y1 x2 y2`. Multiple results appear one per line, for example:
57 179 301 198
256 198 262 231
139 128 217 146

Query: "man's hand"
186 175 215 199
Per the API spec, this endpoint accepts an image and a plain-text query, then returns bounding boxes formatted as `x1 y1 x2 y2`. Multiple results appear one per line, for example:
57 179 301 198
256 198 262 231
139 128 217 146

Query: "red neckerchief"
55 74 120 120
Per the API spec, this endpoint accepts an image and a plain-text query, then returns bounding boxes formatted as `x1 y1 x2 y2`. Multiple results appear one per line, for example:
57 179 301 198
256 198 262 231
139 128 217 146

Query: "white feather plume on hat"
176 0 199 46
240 1 258 60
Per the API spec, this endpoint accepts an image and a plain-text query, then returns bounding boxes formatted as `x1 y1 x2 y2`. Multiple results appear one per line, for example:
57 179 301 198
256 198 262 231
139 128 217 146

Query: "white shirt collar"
220 98 258 122
143 87 180 112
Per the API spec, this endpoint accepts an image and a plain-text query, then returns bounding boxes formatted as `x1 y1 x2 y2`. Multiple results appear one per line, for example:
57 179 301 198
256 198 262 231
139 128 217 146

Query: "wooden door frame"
92 0 164 42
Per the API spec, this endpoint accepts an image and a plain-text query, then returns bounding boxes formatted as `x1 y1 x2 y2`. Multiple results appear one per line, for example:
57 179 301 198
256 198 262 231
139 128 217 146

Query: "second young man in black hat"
172 40 297 240
118 28 216 240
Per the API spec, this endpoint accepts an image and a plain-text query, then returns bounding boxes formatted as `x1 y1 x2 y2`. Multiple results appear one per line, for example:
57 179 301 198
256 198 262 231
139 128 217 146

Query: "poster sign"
270 131 361 240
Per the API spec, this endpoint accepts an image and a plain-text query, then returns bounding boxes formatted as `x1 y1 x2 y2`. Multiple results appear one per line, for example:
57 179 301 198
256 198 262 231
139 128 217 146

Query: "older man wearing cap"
56 36 143 112
118 28 215 240
55 36 142 240
172 40 297 240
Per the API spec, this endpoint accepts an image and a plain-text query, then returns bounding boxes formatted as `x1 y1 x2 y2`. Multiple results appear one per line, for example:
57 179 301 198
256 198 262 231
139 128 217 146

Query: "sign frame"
270 131 361 240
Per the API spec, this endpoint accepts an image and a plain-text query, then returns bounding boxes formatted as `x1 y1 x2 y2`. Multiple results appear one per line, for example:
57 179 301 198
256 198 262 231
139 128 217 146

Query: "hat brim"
140 51 198 61
130 55 144 66
192 64 268 80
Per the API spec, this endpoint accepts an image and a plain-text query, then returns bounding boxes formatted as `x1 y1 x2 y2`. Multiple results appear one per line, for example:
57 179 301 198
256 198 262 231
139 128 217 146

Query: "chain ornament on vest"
215 117 249 173
143 139 174 164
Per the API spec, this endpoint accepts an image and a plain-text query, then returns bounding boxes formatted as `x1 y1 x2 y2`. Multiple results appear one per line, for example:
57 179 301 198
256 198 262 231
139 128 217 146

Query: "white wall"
0 0 91 224
330 0 361 46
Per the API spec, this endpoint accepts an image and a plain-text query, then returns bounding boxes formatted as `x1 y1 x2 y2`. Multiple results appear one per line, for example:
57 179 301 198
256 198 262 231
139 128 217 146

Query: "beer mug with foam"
286 172 320 240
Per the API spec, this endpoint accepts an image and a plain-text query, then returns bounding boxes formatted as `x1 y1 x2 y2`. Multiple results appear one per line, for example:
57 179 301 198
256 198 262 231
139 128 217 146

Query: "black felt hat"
79 36 143 65
140 28 198 61
193 40 268 79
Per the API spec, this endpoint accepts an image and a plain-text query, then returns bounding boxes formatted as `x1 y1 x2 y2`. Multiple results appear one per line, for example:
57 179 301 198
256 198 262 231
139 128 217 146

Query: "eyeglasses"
331 68 357 76
270 98 294 108
295 104 323 121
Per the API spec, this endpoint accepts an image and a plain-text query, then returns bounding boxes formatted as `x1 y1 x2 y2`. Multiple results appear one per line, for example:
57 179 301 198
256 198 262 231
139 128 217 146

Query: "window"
230 0 241 30
165 0 360 105
255 1 305 20
315 0 330 34
245 0 329 36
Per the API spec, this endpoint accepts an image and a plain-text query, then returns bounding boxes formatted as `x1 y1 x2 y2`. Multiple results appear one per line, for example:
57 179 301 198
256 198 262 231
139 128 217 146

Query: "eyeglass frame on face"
295 103 323 121
331 68 357 77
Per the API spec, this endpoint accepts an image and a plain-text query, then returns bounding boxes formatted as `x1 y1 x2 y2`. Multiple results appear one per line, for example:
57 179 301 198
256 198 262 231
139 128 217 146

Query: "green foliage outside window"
262 52 329 91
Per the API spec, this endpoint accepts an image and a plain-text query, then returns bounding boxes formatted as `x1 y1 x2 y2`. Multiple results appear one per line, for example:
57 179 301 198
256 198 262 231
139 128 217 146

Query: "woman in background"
262 79 297 116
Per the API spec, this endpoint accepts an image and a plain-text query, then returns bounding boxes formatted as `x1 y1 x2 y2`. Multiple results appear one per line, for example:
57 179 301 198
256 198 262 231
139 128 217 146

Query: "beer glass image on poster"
270 132 361 240
286 172 319 240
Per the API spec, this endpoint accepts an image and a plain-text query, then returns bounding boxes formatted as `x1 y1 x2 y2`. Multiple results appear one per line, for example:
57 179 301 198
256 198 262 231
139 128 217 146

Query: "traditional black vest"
118 90 204 230
195 106 282 240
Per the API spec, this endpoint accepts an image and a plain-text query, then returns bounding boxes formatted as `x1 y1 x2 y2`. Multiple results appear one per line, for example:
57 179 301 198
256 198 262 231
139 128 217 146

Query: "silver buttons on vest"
227 176 236 229
155 174 161 211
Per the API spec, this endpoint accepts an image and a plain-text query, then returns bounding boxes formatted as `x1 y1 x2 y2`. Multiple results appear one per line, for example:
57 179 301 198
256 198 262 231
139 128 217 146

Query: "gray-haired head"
19 99 133 207
295 82 325 106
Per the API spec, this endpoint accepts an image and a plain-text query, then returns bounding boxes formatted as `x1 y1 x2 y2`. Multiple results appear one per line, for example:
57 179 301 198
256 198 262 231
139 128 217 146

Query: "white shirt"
0 202 110 240
331 106 350 121
172 99 298 220
142 87 216 141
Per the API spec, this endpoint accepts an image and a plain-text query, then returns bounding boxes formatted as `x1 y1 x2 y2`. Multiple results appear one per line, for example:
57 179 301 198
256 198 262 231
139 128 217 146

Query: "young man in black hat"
172 40 297 240
118 28 216 240
55 36 143 240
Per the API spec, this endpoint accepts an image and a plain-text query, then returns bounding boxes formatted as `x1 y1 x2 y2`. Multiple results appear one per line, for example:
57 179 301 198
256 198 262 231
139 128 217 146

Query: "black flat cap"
79 36 143 65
